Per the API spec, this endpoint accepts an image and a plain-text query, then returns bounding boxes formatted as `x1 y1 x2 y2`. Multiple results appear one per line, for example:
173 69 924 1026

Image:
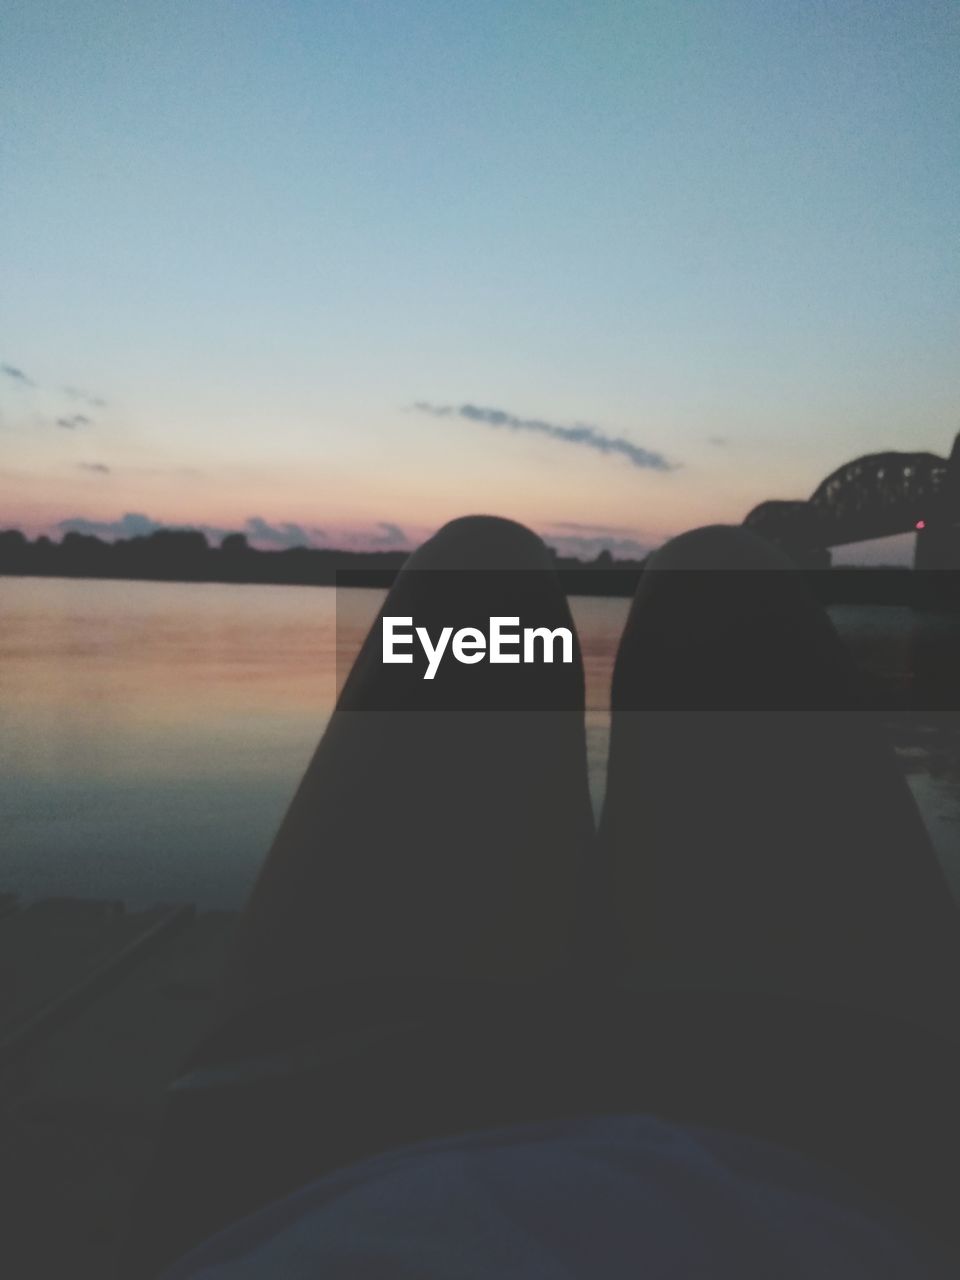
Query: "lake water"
2 576 960 908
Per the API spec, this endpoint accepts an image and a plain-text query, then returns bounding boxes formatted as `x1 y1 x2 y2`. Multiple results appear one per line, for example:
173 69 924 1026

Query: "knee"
649 524 797 572
408 515 553 571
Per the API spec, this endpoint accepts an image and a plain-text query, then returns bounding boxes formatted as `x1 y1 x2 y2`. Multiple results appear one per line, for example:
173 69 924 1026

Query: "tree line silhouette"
0 525 938 604
0 527 649 595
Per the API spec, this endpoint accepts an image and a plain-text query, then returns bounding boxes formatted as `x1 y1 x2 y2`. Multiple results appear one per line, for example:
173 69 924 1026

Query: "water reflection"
1 577 958 907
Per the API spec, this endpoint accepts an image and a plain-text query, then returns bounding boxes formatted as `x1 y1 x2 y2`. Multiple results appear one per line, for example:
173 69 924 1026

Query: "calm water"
2 576 959 908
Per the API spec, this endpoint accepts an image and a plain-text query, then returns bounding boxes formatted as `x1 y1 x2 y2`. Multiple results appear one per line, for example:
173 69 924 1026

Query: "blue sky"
1 0 958 561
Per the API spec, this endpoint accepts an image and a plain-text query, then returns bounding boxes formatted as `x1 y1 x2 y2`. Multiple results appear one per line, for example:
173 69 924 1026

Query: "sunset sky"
2 1 958 563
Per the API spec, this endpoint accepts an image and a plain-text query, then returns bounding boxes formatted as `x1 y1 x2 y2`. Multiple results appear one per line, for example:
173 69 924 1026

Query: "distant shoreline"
0 525 652 597
2 525 953 606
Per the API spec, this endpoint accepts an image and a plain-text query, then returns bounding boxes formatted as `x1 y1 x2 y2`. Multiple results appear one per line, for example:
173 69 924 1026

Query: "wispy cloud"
59 512 165 539
370 520 407 548
2 363 33 387
55 512 327 548
1 364 107 420
245 517 315 549
73 462 205 480
707 435 727 447
63 385 107 408
413 401 677 471
332 521 411 551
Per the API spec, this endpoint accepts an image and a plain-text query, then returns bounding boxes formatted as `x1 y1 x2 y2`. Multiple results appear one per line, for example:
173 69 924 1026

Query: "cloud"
371 521 407 548
59 512 164 539
331 521 411 551
56 414 92 430
413 401 677 471
2 363 33 387
55 512 325 548
245 516 313 549
707 435 727 447
71 462 205 480
63 385 107 408
2 366 106 409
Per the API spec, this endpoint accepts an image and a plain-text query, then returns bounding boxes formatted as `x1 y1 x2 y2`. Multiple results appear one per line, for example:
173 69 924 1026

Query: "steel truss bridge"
743 432 960 567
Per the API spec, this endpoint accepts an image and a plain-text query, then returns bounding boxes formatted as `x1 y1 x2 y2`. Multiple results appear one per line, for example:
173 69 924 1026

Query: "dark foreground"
0 897 236 1279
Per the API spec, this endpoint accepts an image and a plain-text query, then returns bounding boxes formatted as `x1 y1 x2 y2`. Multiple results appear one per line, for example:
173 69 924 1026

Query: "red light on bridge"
916 519 926 530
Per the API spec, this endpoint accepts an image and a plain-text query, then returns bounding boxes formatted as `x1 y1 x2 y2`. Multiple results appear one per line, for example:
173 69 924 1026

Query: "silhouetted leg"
125 516 594 1276
230 513 592 999
596 524 960 1251
600 524 960 1027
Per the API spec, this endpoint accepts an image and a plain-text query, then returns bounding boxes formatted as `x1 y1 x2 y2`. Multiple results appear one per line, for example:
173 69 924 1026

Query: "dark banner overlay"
334 568 960 713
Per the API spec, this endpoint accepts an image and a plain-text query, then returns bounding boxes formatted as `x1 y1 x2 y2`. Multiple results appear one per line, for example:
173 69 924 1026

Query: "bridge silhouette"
743 431 960 568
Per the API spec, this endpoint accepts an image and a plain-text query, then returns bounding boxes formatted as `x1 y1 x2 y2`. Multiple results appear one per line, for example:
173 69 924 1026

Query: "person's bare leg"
600 524 960 1034
594 525 960 1251
229 514 593 1005
124 517 595 1276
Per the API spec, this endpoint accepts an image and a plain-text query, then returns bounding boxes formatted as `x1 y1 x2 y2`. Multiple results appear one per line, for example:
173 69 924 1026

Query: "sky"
1 0 958 563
